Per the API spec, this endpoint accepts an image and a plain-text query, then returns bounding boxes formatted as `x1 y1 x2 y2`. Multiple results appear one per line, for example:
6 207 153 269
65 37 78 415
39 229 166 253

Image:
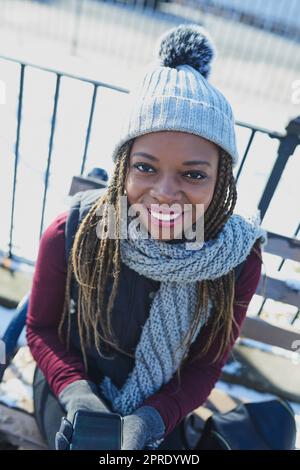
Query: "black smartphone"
70 410 123 450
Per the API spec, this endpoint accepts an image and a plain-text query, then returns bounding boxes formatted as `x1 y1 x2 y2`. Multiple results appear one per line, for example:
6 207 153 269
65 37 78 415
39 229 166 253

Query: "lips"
146 205 183 215
147 208 181 221
146 206 184 227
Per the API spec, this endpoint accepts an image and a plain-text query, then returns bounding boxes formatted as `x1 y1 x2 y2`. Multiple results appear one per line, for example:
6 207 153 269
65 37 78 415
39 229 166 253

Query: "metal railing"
0 53 299 275
0 54 128 264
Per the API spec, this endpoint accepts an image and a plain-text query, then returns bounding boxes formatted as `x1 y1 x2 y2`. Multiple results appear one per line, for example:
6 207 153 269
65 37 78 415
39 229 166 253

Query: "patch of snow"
238 337 274 353
285 278 300 292
0 377 33 408
238 337 300 364
221 360 243 375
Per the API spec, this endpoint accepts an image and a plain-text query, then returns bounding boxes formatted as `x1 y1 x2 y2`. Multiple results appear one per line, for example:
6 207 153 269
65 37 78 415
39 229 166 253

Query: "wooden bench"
220 231 300 402
242 230 300 350
185 231 300 448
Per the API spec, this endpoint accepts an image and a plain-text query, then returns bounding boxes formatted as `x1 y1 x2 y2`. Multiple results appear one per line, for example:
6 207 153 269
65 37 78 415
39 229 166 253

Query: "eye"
132 163 155 173
132 164 206 181
183 171 207 181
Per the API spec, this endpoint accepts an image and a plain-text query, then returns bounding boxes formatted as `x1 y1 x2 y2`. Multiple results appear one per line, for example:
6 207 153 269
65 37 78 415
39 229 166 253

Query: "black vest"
64 188 246 389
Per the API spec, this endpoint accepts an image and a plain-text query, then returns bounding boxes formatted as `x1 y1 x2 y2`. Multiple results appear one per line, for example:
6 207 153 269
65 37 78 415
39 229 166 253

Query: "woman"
26 23 266 450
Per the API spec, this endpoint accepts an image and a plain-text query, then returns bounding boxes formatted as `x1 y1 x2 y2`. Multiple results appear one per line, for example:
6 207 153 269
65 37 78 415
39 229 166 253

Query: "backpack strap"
234 259 246 283
65 187 107 264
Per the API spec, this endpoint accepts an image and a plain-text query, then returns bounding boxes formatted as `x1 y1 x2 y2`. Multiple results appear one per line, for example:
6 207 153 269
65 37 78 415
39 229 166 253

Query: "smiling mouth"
146 207 184 227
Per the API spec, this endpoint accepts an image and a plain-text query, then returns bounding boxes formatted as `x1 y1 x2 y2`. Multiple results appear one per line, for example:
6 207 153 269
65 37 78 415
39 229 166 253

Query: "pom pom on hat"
154 23 216 79
111 23 239 167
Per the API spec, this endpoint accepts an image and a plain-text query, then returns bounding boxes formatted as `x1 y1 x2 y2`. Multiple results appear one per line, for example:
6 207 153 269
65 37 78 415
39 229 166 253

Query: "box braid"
58 139 262 390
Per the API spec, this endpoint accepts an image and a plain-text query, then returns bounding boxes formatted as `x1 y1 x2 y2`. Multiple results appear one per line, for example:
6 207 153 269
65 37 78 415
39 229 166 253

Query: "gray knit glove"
58 379 111 424
121 406 166 450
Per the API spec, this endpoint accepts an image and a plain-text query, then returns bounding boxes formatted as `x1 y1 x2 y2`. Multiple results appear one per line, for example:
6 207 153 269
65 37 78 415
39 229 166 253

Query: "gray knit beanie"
111 23 239 167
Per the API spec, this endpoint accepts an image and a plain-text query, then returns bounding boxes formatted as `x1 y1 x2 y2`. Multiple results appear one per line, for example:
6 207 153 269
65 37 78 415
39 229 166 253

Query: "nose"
149 175 181 204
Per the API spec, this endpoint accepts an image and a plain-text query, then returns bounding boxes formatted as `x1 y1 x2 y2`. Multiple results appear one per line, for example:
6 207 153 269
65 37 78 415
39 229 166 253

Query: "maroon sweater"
26 211 262 436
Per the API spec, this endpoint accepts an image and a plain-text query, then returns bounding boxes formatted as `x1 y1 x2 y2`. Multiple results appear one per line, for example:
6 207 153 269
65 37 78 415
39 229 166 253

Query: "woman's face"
124 131 220 241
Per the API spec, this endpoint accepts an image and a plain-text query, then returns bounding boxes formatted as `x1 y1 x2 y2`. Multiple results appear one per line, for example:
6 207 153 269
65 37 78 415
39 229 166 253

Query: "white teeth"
149 210 181 221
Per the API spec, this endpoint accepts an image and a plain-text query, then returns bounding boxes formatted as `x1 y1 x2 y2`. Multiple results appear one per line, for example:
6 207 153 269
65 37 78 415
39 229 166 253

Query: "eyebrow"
131 152 211 167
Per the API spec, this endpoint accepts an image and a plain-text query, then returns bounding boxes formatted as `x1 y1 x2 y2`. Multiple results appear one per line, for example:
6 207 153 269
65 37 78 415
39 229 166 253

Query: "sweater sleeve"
26 211 89 398
141 240 263 437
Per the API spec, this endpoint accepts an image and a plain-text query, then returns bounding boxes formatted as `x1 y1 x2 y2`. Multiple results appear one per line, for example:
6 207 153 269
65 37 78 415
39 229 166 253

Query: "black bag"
196 398 297 450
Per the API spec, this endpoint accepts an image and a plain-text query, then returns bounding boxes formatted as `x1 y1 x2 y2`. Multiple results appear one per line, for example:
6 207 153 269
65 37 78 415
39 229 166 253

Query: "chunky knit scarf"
99 211 267 427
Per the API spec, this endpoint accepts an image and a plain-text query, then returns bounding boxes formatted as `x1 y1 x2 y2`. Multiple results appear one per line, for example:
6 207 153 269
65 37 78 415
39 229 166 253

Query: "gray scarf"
99 210 267 425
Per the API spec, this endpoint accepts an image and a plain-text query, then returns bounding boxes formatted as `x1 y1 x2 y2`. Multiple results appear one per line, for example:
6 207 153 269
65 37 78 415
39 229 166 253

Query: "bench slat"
256 275 300 308
264 231 300 262
240 316 300 351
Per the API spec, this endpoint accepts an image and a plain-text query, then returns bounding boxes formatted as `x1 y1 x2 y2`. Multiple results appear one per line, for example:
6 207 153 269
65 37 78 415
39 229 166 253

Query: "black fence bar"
290 222 300 324
234 120 285 184
235 128 256 183
292 308 300 325
234 120 285 183
39 74 61 240
235 120 283 139
258 116 300 221
80 84 98 176
0 53 298 269
0 53 129 94
8 63 25 259
0 53 128 261
256 220 300 318
278 222 300 272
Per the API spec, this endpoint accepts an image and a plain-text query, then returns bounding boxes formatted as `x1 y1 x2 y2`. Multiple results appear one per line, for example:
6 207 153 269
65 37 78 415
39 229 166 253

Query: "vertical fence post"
39 74 61 240
8 64 25 259
258 116 300 221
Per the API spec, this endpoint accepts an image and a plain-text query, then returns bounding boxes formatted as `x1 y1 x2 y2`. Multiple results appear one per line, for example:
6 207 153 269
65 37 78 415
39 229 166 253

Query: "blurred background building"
0 0 299 129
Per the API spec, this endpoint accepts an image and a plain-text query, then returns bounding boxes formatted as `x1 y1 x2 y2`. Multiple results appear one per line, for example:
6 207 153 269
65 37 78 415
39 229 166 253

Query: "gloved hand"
55 379 111 450
121 406 166 450
55 416 74 450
